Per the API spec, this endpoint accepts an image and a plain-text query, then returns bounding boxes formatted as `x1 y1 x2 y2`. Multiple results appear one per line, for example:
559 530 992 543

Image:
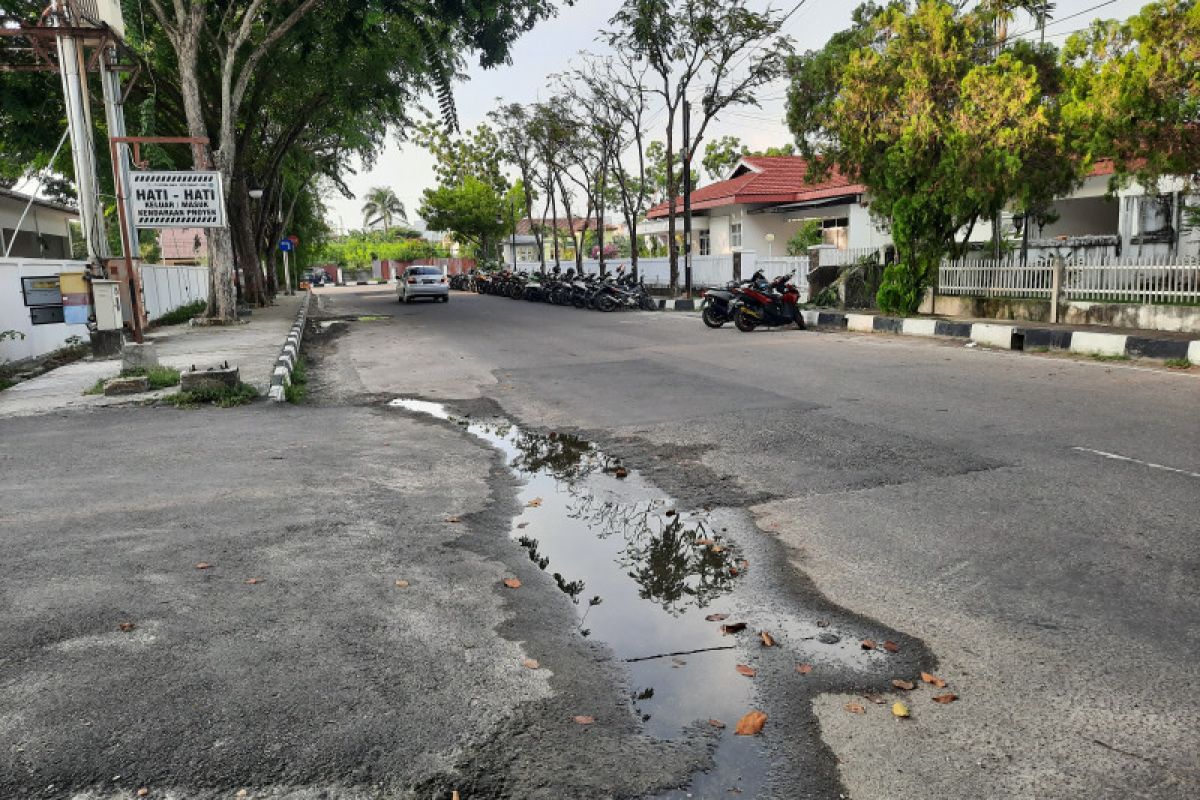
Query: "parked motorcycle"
699 275 760 328
730 273 806 332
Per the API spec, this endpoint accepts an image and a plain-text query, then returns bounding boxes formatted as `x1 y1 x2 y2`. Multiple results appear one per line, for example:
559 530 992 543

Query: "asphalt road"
310 285 1200 799
1 284 1196 800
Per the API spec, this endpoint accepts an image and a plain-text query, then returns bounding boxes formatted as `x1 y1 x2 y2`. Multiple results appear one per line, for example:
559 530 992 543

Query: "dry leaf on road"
921 672 947 688
137 790 149 798
891 679 915 691
844 702 866 715
796 663 813 675
118 622 135 633
721 622 748 635
760 631 776 647
614 467 629 478
194 562 212 570
523 658 540 670
573 715 595 725
526 498 543 508
394 579 410 588
446 516 462 523
503 578 522 589
246 578 263 585
861 639 876 650
735 664 757 678
892 701 911 718
517 522 530 529
734 710 768 736
932 692 958 704
708 718 726 729
882 640 900 653
705 613 729 622
695 538 714 546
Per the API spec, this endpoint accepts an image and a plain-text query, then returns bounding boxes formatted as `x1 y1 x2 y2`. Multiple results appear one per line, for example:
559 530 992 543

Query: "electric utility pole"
682 99 694 298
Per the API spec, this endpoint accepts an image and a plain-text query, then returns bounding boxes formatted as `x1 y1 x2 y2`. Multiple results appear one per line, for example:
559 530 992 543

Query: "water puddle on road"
391 398 769 796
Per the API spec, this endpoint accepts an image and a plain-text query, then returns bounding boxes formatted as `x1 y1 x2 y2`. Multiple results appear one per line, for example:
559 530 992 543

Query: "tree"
607 0 793 293
1062 0 1200 192
491 103 544 265
702 136 748 181
786 220 823 255
646 142 698 205
419 176 507 264
362 187 407 232
788 0 1079 313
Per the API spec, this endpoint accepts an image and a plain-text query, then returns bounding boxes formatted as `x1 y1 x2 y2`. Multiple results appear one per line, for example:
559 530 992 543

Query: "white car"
397 265 449 303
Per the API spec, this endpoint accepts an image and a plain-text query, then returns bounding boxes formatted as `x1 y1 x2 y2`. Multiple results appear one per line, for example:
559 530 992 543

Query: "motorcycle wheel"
596 294 618 312
794 307 807 330
733 308 758 333
701 306 727 329
639 295 659 311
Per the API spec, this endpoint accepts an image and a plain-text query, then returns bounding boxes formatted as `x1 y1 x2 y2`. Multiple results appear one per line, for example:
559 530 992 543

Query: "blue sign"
278 239 294 252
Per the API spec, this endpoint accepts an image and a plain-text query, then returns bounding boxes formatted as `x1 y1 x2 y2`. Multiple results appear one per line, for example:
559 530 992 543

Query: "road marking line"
1072 447 1200 479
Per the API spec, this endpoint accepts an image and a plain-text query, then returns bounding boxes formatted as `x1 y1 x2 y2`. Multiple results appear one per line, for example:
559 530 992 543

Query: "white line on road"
1072 447 1200 479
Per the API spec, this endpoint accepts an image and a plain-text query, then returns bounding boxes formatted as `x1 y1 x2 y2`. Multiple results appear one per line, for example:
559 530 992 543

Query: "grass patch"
153 300 207 327
0 377 15 393
166 383 259 408
1089 353 1131 362
284 356 308 404
356 315 389 322
1165 357 1192 369
83 366 181 395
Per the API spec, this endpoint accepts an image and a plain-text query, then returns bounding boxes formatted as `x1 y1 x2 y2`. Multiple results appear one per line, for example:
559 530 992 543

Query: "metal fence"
138 264 210 320
938 255 1200 305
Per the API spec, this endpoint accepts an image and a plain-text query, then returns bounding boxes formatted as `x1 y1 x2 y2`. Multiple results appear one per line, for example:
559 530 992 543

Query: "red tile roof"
646 156 865 219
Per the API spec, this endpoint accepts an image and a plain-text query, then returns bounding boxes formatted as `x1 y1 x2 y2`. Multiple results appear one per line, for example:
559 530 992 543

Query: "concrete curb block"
268 292 312 403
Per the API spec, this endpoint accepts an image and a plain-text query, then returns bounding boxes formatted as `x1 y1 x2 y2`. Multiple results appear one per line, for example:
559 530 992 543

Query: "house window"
699 230 711 256
822 217 850 249
730 222 742 249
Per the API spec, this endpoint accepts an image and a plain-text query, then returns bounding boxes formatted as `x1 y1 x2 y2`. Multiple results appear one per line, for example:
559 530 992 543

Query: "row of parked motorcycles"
452 267 660 312
699 270 807 333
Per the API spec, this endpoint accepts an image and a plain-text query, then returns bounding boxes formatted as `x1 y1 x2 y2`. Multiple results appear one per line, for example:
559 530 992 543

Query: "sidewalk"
0 294 304 418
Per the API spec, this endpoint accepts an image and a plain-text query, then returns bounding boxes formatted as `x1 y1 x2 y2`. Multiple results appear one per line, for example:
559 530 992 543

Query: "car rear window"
410 267 442 276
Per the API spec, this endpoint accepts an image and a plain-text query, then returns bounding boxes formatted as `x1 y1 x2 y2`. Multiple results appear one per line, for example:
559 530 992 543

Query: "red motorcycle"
731 273 806 333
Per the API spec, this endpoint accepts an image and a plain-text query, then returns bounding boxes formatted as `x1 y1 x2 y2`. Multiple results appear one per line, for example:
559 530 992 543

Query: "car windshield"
410 267 442 276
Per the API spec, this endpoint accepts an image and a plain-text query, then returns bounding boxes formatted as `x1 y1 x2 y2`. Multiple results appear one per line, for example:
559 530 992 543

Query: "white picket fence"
138 264 210 320
563 252 811 294
938 255 1200 305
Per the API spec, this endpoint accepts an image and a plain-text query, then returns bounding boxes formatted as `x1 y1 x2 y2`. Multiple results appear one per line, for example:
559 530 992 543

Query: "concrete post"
1051 255 1064 324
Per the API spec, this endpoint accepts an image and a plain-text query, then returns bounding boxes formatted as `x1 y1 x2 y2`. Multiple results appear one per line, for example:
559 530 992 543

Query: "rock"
818 633 841 645
180 364 240 392
121 342 159 371
103 376 150 396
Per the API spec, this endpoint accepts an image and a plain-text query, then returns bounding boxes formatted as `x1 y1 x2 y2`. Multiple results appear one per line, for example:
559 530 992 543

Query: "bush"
876 260 933 315
284 357 308 404
166 383 258 408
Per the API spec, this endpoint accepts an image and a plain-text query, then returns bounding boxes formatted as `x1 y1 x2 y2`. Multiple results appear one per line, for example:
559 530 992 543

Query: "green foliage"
319 234 447 268
285 357 309 404
167 383 259 409
1062 0 1200 191
790 0 1080 314
153 300 207 327
646 141 699 203
786 221 823 255
702 136 749 181
361 187 407 232
1165 358 1193 369
419 176 508 259
84 366 180 395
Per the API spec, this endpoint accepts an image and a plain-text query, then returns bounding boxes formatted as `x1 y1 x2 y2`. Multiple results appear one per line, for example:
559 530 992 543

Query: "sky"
322 0 1150 234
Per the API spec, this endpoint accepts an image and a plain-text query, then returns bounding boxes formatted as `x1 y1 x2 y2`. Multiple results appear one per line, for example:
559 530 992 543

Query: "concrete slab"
846 313 875 332
971 323 1017 349
901 318 939 337
1069 331 1128 357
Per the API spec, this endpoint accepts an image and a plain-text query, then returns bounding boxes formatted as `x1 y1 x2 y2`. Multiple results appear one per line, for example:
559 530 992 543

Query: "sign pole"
108 138 144 343
283 249 292 296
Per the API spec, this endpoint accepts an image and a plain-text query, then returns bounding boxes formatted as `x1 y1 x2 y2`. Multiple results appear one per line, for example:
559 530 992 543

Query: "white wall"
0 198 75 259
0 259 89 363
138 264 210 320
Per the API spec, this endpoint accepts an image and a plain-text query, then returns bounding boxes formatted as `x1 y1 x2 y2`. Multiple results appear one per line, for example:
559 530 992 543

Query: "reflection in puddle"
390 398 768 796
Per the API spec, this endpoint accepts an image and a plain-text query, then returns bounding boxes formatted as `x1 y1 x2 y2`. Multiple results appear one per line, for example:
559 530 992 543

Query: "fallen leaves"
245 578 263 585
882 640 900 653
526 498 543 508
694 538 714 546
523 658 540 670
708 718 726 729
760 631 776 647
892 701 910 719
118 622 135 633
705 613 729 622
614 467 629 479
516 522 530 529
137 790 149 798
861 639 876 650
795 663 813 675
503 578 522 589
720 622 747 636
891 679 915 691
734 710 768 736
573 715 595 725
446 516 462 523
863 693 886 705
194 562 213 570
932 692 958 704
844 702 866 715
394 579 410 589
921 672 947 688
735 664 757 678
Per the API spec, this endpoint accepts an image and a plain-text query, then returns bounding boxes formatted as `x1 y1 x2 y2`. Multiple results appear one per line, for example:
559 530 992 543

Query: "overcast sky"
323 0 1148 234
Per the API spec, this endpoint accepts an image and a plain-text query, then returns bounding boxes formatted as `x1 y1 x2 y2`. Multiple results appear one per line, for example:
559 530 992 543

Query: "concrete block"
181 364 240 392
1189 340 1200 364
801 310 821 327
902 318 939 337
91 330 123 359
104 375 150 396
121 342 159 371
1069 332 1127 357
846 314 875 332
971 323 1017 349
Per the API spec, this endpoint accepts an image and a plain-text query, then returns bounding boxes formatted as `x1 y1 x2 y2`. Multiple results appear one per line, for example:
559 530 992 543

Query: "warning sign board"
130 171 226 229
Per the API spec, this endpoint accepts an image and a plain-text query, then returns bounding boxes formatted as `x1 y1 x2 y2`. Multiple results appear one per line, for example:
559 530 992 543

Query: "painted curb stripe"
1069 331 1127 357
1189 341 1200 364
846 313 874 332
901 318 939 337
269 292 311 403
1124 337 1190 360
873 316 903 334
971 323 1018 350
933 320 973 338
1018 328 1073 350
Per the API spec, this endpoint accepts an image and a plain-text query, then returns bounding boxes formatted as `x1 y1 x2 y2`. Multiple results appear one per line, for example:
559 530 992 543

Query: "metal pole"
55 32 106 261
682 100 693 298
283 249 292 296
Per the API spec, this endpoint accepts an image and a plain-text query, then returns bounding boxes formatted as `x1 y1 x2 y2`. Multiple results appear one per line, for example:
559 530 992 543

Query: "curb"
268 292 312 402
810 310 1197 361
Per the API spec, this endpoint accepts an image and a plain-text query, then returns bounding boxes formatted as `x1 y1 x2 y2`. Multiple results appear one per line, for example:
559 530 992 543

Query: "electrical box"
92 280 123 331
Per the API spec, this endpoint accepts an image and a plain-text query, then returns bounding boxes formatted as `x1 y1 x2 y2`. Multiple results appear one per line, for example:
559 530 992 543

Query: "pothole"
390 398 932 798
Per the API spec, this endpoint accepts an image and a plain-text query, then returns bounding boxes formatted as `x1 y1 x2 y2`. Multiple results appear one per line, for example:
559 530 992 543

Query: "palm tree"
362 186 407 232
